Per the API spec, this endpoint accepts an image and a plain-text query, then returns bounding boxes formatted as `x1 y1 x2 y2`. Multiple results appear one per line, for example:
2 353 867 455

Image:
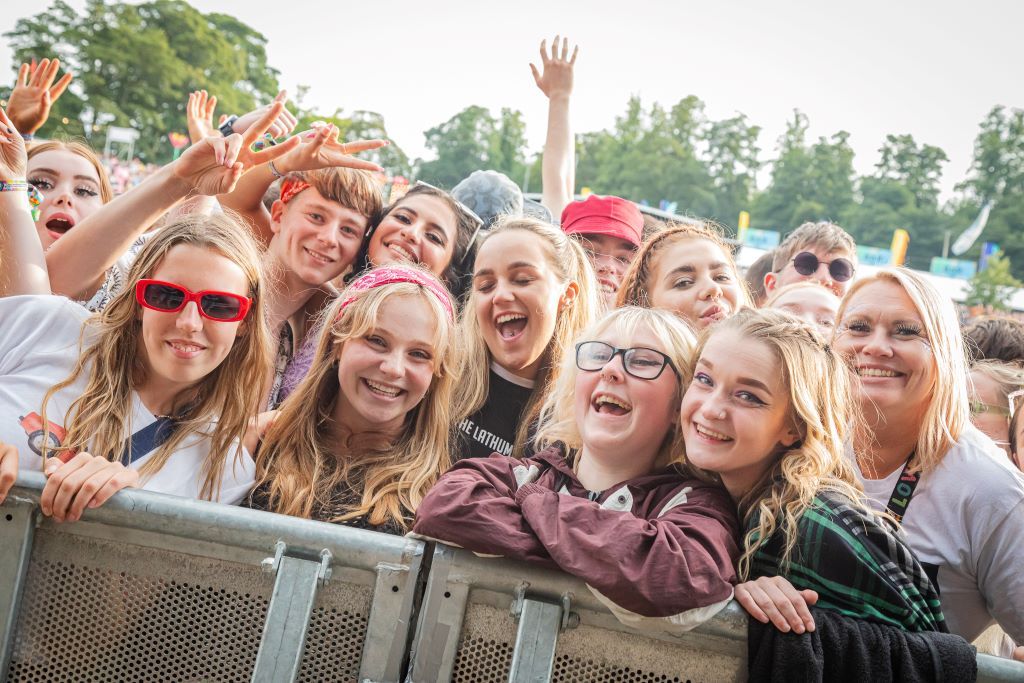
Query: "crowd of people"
0 39 1023 677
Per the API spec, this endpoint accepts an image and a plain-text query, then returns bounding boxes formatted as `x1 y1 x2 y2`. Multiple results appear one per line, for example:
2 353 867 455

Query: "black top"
242 480 407 536
456 366 535 460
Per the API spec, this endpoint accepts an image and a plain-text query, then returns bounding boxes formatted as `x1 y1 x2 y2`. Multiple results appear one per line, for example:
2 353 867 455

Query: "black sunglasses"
575 341 681 381
790 251 855 283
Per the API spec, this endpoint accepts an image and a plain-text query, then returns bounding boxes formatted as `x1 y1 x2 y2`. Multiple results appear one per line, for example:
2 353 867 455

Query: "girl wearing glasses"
834 269 1024 658
0 214 272 520
967 359 1024 457
414 307 740 627
680 308 947 636
244 266 459 534
617 222 750 331
454 217 598 460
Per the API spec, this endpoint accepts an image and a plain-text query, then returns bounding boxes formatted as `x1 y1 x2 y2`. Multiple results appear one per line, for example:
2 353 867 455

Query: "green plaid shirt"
749 491 947 632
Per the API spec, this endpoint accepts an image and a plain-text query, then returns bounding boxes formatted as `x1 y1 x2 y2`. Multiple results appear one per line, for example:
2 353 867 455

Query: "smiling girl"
617 222 749 330
414 307 739 627
454 217 598 460
680 308 947 633
0 213 272 519
245 265 459 534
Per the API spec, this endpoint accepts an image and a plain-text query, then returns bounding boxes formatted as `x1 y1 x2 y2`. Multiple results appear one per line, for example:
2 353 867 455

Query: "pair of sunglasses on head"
135 280 251 322
787 251 855 283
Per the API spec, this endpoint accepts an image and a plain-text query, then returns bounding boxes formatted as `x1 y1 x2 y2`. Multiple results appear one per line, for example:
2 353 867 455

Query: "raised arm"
0 107 49 296
217 123 387 245
531 36 578 220
45 103 300 300
6 58 73 137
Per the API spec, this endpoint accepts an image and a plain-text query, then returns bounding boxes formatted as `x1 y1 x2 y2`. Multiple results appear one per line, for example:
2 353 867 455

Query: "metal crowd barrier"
2 473 1023 682
0 472 423 682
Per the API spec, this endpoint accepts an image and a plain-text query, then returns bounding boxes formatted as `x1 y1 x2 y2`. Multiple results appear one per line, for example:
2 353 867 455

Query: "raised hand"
232 90 298 139
274 123 387 175
172 101 300 196
186 89 218 144
6 58 74 135
0 107 28 180
530 35 578 99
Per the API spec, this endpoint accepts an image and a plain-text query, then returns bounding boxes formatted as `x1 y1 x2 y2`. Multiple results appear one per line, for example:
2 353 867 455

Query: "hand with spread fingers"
186 89 218 144
6 58 74 135
0 107 28 180
530 35 579 100
735 575 818 634
40 452 140 523
232 90 298 140
273 122 387 175
172 101 301 196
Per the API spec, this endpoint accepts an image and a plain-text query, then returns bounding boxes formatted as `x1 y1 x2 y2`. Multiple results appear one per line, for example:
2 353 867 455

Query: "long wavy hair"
455 217 599 456
682 308 865 579
251 277 460 530
39 212 272 500
615 221 751 310
534 306 699 471
836 268 969 474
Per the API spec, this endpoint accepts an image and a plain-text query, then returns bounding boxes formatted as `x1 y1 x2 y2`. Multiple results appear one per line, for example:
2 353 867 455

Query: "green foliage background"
4 0 1024 286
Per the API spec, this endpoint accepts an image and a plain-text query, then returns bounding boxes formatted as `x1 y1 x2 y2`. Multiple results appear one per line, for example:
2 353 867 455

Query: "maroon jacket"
413 445 740 621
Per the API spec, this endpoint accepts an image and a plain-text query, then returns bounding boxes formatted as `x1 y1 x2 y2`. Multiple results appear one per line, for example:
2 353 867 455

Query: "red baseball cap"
560 195 643 247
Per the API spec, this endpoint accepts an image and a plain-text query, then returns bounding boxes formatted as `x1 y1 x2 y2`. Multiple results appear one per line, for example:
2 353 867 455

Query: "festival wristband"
218 115 238 137
0 181 42 220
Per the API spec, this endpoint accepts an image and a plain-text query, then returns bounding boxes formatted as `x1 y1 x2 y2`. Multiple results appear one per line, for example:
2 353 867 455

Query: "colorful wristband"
0 181 43 220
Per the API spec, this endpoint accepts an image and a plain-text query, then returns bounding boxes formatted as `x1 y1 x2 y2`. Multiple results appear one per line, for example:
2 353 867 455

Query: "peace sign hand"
530 35 579 99
172 101 300 196
7 58 74 135
274 123 387 175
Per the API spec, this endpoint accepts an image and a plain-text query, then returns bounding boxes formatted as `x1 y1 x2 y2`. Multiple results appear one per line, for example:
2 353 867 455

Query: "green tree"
417 105 528 188
964 253 1023 311
2 0 281 161
703 113 761 230
875 134 948 208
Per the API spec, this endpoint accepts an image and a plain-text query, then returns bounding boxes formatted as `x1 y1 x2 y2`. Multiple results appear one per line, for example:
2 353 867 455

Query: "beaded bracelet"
0 181 43 220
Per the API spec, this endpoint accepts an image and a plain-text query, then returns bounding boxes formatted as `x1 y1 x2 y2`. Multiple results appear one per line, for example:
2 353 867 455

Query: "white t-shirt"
853 425 1024 644
0 295 255 503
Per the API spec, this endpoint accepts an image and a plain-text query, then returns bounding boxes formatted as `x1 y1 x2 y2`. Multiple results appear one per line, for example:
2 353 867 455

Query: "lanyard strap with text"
118 417 178 465
885 457 920 524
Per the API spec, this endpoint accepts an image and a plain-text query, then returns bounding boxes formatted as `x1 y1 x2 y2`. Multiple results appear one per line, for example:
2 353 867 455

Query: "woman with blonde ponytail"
245 265 459 534
0 212 272 519
455 217 598 460
679 308 946 634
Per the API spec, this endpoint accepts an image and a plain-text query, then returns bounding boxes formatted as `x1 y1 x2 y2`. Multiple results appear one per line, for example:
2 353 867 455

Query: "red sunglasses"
135 280 252 322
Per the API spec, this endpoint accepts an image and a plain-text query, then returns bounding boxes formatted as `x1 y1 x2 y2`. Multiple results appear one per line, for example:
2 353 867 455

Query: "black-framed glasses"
790 251 855 283
575 341 680 380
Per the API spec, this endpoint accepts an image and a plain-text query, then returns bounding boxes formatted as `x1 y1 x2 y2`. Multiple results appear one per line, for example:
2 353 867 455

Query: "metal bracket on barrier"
510 583 579 632
252 543 333 683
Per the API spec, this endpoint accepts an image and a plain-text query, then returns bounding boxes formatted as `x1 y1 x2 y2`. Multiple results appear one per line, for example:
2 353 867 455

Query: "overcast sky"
3 0 1021 204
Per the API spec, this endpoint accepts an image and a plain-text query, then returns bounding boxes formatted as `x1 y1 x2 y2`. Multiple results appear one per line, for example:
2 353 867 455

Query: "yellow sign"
890 229 910 266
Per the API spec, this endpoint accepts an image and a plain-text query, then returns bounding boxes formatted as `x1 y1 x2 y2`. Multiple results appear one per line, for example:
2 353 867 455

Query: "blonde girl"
616 221 750 330
0 212 272 519
415 307 740 628
246 265 459 534
455 217 598 459
680 308 946 633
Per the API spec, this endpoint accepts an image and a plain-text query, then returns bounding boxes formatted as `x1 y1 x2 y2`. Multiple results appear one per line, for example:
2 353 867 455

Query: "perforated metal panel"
449 602 743 683
296 581 371 682
6 529 270 682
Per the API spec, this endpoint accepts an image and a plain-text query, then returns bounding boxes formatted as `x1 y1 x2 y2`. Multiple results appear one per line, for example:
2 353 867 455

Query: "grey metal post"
508 597 563 683
252 545 332 683
0 498 35 679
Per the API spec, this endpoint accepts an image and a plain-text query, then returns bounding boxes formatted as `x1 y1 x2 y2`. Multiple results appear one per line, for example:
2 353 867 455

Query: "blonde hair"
615 221 751 310
455 217 599 456
771 221 856 273
252 276 459 530
682 308 864 579
534 306 698 470
40 212 272 500
28 139 114 203
837 268 969 473
764 280 840 308
970 359 1024 402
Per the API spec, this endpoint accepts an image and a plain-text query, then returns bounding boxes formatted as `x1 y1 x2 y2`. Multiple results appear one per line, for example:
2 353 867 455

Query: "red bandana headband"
279 177 311 204
336 265 455 322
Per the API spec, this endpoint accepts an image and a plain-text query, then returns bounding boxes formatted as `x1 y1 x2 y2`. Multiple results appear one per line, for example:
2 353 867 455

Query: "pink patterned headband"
336 265 455 322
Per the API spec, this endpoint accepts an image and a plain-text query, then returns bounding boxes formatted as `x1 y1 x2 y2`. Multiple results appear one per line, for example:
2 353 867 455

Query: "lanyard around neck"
885 457 921 524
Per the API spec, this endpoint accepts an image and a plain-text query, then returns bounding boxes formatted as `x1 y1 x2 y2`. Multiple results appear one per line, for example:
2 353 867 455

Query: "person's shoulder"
939 426 1024 495
0 294 89 336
